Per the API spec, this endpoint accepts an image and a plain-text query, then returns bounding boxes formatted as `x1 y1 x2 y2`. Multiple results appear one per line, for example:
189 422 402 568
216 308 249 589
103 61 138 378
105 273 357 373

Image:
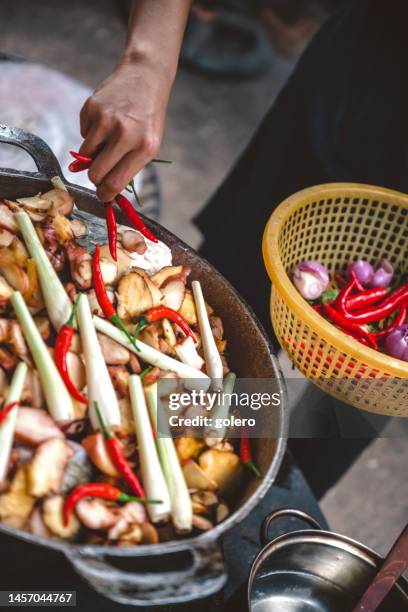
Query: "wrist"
120 43 178 83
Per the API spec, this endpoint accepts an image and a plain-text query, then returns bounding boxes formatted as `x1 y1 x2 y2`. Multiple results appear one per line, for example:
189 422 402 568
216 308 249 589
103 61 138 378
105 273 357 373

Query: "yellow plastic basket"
263 183 408 416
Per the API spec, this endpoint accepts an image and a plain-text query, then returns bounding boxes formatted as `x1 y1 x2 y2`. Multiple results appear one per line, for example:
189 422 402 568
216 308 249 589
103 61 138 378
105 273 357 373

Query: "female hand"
79 56 172 202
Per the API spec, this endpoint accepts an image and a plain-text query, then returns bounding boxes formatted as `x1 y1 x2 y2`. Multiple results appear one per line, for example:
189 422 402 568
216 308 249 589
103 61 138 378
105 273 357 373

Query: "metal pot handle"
66 541 226 607
261 508 322 546
0 124 63 179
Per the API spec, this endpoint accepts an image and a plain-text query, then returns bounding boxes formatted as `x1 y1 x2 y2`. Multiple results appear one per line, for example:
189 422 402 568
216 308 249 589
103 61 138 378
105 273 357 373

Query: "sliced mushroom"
42 495 80 538
210 316 224 340
40 188 74 216
16 194 52 213
179 290 198 325
3 199 45 223
9 321 28 357
118 398 134 435
117 269 162 319
10 237 29 267
99 244 133 280
191 491 218 508
66 352 86 391
139 323 161 351
108 366 130 398
82 433 120 477
65 241 92 289
75 499 118 530
141 366 162 387
27 507 52 539
128 352 141 374
0 467 35 521
0 367 7 395
216 503 229 523
0 274 13 301
100 258 118 285
69 218 87 238
0 203 19 233
0 346 18 370
97 333 130 365
122 230 147 254
28 438 73 497
52 213 73 244
118 523 143 543
119 501 147 525
161 280 185 312
34 317 51 342
182 460 218 491
175 437 205 462
0 248 29 293
15 408 63 444
21 369 45 409
151 266 183 288
192 515 213 531
0 229 14 247
140 522 159 544
198 449 240 491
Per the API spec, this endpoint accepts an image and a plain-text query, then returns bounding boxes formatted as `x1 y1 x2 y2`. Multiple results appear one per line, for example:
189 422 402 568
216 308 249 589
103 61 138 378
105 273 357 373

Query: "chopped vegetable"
63 483 161 526
174 336 204 370
28 438 73 497
11 292 74 423
0 362 28 482
94 402 145 498
293 261 330 300
76 293 121 429
192 281 223 387
16 212 71 331
145 384 192 533
93 316 211 391
134 305 196 343
128 376 170 523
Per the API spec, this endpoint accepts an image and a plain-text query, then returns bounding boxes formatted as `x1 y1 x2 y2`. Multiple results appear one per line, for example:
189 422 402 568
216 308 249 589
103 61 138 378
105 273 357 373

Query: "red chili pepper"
341 284 408 325
92 245 140 352
323 303 378 349
63 482 161 526
334 273 347 287
54 296 87 404
240 431 261 477
0 401 20 424
134 306 196 342
373 306 407 339
68 159 91 173
104 203 117 262
336 275 359 316
346 287 389 311
94 402 145 498
115 194 158 243
70 151 93 164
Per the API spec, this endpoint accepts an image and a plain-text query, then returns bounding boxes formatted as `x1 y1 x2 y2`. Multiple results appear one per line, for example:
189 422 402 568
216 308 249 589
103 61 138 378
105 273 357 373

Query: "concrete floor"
0 0 406 564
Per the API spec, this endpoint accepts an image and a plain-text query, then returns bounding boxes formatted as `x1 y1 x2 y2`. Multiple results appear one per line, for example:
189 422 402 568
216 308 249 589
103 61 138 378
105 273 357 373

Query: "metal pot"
248 509 408 611
0 125 287 607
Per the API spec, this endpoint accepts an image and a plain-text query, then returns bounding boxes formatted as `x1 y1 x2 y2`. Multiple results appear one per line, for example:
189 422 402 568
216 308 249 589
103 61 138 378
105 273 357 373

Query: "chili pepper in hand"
69 151 93 164
323 303 378 349
373 306 407 339
54 295 87 404
94 402 145 498
63 482 161 526
240 431 261 477
104 203 117 261
134 306 196 342
0 401 20 425
115 194 158 243
341 284 408 325
92 245 140 352
68 159 91 173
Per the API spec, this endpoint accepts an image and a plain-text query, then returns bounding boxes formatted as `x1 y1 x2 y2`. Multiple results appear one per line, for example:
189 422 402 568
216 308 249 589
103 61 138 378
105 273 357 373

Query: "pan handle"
0 124 63 179
66 541 226 607
261 508 322 546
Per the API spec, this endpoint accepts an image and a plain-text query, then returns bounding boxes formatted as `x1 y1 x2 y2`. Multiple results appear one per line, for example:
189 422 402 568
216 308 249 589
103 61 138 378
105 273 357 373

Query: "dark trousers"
195 0 408 496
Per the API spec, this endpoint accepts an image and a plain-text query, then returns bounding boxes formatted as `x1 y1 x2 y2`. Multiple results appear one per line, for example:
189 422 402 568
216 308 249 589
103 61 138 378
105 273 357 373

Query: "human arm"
79 0 191 201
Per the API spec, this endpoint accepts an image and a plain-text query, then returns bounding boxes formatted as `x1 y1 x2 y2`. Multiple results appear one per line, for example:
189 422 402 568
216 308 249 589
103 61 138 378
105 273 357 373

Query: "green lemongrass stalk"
0 363 28 483
11 292 74 423
93 316 210 391
128 375 171 524
51 176 68 192
145 384 192 533
204 372 237 445
191 281 223 389
76 294 121 429
16 212 71 331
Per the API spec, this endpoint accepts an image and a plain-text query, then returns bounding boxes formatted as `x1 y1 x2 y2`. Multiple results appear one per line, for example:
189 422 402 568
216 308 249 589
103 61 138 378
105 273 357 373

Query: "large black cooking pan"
0 125 287 607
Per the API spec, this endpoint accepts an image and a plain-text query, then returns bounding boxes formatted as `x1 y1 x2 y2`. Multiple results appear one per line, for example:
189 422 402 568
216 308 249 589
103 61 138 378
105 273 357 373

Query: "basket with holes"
263 183 408 417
